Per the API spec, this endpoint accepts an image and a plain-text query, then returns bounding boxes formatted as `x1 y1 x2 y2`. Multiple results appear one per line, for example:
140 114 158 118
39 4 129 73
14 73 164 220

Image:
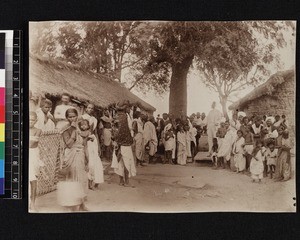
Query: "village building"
229 69 295 135
29 55 156 195
29 55 156 117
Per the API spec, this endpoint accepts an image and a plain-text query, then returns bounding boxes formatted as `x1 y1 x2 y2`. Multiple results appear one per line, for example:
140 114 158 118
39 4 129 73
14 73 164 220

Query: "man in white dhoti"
206 102 223 156
54 93 75 131
143 116 158 163
111 102 136 187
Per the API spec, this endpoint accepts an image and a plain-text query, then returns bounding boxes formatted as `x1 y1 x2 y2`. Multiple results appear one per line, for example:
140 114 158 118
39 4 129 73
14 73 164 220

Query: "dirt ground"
33 159 296 213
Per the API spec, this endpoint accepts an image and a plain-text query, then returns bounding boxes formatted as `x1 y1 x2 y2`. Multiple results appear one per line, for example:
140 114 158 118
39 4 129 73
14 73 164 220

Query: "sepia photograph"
28 21 296 213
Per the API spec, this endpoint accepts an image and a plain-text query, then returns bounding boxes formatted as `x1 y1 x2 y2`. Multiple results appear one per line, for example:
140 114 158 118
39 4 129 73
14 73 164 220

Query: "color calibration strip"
0 30 22 199
0 33 5 194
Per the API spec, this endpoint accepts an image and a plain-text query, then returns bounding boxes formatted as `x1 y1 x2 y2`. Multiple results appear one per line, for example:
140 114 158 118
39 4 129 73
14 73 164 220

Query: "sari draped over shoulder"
274 136 291 181
57 126 88 207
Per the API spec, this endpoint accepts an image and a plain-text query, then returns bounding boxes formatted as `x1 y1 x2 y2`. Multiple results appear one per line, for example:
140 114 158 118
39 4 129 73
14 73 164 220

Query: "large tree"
140 21 294 118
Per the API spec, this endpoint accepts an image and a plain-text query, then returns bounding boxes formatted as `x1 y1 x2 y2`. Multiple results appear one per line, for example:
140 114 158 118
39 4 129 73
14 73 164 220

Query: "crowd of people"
29 93 293 212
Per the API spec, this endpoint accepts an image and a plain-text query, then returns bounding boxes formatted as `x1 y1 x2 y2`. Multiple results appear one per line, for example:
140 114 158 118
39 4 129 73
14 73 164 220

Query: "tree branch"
128 72 148 91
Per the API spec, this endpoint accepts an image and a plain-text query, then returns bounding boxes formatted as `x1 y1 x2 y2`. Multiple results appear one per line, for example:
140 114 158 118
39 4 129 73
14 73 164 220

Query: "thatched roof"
29 55 156 112
229 69 295 110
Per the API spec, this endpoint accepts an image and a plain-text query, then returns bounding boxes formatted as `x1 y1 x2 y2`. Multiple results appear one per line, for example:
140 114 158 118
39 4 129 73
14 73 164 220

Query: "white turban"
164 123 172 132
238 111 246 118
266 116 275 124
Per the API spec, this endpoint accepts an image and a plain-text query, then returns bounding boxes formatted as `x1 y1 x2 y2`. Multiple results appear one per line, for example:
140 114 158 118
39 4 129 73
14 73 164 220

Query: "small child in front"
211 138 219 168
250 140 266 183
265 141 278 179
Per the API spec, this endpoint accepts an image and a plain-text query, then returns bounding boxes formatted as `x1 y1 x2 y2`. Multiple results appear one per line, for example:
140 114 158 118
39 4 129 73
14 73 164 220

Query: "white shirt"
193 117 207 127
54 104 75 120
207 109 222 128
35 108 55 131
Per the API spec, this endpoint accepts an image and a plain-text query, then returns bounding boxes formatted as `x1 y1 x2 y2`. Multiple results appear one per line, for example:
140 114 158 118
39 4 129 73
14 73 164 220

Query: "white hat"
266 116 275 124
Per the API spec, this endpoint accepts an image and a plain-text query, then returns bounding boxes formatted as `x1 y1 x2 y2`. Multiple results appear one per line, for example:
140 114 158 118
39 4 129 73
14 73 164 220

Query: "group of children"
211 112 292 183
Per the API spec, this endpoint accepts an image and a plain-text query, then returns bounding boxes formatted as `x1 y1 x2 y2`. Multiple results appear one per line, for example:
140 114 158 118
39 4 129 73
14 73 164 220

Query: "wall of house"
240 79 295 135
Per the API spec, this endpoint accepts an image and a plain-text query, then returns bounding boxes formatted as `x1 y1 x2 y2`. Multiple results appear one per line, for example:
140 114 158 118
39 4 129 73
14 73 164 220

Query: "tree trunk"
219 95 229 120
114 63 122 82
169 56 194 119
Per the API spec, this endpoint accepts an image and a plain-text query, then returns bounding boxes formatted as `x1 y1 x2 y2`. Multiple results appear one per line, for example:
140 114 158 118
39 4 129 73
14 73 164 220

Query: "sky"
132 31 296 116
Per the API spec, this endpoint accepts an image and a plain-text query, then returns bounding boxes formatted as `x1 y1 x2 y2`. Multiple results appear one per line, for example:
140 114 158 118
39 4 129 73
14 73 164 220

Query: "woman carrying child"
57 108 88 211
274 130 292 181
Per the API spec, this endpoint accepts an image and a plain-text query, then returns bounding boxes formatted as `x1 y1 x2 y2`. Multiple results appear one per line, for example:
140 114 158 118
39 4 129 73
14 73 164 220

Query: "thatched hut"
29 55 156 195
229 69 295 133
29 55 156 116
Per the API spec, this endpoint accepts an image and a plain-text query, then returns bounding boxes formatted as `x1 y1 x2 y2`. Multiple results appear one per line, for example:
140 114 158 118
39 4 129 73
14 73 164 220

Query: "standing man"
112 101 136 187
54 93 74 130
206 102 222 156
143 116 158 164
132 110 146 166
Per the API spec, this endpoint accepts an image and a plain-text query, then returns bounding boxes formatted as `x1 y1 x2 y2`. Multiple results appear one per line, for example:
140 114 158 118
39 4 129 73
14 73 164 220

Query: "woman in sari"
274 129 292 181
57 108 88 212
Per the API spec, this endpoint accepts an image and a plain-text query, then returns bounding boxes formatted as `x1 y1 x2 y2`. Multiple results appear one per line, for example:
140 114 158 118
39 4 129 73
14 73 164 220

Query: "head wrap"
266 116 275 124
238 111 246 118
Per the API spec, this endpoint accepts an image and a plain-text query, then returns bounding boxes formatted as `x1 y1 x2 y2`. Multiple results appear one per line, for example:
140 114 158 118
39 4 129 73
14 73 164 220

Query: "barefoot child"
211 138 219 168
250 140 266 183
78 119 104 190
29 111 43 211
265 141 278 179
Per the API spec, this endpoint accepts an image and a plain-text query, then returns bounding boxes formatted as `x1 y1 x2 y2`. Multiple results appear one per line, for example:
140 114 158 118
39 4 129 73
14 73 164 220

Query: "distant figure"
206 102 222 156
54 93 75 131
211 138 218 168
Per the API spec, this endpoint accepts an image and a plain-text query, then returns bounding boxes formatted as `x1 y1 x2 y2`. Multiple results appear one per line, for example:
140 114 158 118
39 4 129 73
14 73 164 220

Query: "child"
250 140 266 183
29 111 43 211
211 138 219 168
216 122 226 150
164 126 175 164
265 141 278 179
78 119 104 190
243 125 254 171
233 130 246 173
177 125 187 166
35 99 55 131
